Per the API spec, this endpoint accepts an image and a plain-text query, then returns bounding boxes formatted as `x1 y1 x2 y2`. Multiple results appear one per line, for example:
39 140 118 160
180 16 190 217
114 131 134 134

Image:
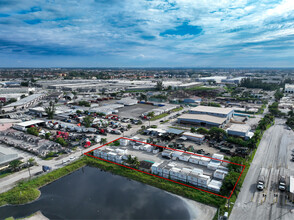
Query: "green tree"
190 127 196 133
147 111 155 118
209 127 227 141
227 157 245 173
126 155 140 168
9 160 23 172
221 171 240 196
100 138 107 145
45 101 55 119
83 116 93 128
156 81 164 91
56 137 68 146
45 132 51 140
139 93 147 101
196 127 209 134
27 127 39 136
27 158 35 179
127 124 132 129
274 89 283 101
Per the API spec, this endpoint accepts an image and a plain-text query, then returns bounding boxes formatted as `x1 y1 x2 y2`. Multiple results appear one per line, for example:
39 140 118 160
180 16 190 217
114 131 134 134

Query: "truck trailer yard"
90 136 242 195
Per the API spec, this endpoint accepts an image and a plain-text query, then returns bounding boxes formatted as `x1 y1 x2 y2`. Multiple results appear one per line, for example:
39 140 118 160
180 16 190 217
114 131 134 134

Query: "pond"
0 166 205 219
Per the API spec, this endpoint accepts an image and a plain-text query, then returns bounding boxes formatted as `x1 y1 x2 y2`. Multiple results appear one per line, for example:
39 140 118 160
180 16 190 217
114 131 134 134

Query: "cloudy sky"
0 0 293 67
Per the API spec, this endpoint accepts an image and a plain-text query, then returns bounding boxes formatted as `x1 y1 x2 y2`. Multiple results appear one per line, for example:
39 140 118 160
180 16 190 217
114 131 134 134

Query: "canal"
0 166 216 219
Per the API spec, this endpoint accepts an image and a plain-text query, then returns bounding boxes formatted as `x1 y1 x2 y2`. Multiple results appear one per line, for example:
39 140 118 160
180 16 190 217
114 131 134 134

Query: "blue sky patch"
160 22 203 37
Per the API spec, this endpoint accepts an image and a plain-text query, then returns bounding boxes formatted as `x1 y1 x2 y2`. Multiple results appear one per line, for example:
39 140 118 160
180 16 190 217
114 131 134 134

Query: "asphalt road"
230 118 294 220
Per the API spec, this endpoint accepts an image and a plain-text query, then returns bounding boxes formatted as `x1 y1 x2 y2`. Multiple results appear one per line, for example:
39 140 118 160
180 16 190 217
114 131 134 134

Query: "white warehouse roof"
15 119 45 127
190 106 234 115
178 114 227 125
227 124 250 133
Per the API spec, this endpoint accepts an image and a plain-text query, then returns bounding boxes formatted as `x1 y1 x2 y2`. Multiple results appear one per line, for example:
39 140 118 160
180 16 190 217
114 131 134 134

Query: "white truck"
278 168 286 191
257 168 268 191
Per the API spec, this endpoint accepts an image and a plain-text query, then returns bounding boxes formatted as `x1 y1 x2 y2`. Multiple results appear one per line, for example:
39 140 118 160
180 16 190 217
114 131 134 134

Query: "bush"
78 101 90 107
55 137 68 146
196 127 209 134
27 127 39 136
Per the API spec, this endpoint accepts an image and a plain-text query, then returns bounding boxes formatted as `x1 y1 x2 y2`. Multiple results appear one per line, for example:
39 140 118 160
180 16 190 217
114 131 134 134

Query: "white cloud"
0 0 293 66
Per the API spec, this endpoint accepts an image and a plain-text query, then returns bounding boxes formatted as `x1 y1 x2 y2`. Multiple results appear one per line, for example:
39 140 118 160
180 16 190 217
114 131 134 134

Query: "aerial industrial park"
0 68 293 220
1 0 294 219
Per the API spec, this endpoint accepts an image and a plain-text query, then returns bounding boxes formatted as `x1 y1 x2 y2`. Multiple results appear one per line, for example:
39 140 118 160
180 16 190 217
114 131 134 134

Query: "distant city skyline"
0 0 294 67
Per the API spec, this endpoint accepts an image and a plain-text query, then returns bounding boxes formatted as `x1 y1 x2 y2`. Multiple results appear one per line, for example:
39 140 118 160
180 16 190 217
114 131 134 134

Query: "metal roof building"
178 114 228 128
13 119 45 131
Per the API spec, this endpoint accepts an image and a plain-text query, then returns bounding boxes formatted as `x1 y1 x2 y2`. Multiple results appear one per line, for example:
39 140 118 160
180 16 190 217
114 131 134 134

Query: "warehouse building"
116 98 138 106
189 106 234 120
177 106 234 128
226 124 252 139
12 120 45 131
285 84 294 93
2 93 46 112
178 114 228 128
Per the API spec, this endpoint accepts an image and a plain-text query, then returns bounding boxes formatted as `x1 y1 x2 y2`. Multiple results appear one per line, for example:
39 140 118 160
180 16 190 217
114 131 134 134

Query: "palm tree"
125 155 140 168
27 158 35 179
100 138 107 145
9 160 23 172
133 156 140 168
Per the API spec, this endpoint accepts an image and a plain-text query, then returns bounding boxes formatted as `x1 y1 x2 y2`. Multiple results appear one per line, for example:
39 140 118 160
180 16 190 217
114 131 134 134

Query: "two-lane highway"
230 119 294 220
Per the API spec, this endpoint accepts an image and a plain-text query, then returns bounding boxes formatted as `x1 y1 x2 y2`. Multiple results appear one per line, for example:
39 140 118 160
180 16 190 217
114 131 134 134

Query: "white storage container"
120 138 129 146
189 156 201 164
153 149 159 154
198 174 211 186
212 153 224 161
162 173 169 178
170 167 181 177
213 169 228 180
93 149 102 157
191 168 203 176
208 180 222 192
171 151 183 159
207 162 219 171
188 173 199 184
179 154 190 162
199 157 211 166
133 145 140 150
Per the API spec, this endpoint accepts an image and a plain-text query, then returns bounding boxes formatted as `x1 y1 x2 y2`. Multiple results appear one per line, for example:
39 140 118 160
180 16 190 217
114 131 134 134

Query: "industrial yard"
91 137 237 195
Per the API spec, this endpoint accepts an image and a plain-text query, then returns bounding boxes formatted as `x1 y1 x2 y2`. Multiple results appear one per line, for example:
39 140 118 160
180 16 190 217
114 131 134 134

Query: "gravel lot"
118 104 158 118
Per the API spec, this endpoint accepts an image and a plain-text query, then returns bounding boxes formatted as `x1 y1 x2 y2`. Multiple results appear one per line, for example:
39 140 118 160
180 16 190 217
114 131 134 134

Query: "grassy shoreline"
0 156 225 209
0 159 87 207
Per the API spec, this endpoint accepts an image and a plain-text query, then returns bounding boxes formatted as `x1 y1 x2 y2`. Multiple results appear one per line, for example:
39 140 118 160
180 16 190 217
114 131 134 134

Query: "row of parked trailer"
151 161 225 192
93 145 226 192
161 149 228 172
93 147 129 164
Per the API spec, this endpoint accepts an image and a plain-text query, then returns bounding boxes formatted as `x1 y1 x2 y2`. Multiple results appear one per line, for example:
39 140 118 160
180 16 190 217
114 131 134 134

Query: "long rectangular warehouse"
177 114 227 128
